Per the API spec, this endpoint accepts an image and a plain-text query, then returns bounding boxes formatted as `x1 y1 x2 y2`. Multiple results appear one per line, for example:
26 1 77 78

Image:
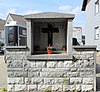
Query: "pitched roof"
24 12 75 19
0 19 5 30
9 13 26 26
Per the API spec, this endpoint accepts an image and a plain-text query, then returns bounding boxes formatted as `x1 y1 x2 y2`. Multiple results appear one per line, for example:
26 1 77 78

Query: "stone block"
79 54 86 59
28 68 42 72
70 78 82 84
78 68 84 72
82 85 93 92
28 72 39 77
80 72 94 77
8 77 24 84
84 68 94 72
8 72 14 78
84 60 94 68
64 61 74 67
74 51 81 55
7 68 24 72
38 85 52 91
58 68 70 71
47 61 57 68
54 78 64 85
7 60 14 68
83 78 94 84
67 72 80 77
32 78 44 84
7 60 23 68
71 68 78 72
75 60 84 67
52 85 63 91
40 72 55 77
7 85 15 92
15 54 27 60
23 60 30 67
44 78 54 85
6 51 16 55
78 68 94 72
15 84 27 91
30 61 36 67
76 85 81 91
25 78 31 84
28 85 37 91
6 55 15 60
62 78 70 85
57 61 64 67
36 61 46 68
14 72 28 77
55 71 67 77
85 51 94 54
85 54 94 59
63 85 75 91
42 68 57 72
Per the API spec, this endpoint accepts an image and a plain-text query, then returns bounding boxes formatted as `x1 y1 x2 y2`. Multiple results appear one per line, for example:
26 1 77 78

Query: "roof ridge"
9 13 24 17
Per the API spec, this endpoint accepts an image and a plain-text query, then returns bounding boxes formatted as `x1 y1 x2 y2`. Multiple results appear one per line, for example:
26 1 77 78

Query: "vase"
47 50 52 54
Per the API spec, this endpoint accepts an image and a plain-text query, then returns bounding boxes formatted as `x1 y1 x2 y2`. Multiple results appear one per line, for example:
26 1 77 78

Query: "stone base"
6 49 96 92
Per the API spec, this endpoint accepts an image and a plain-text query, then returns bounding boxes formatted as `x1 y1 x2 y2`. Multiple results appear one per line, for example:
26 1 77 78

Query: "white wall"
85 0 100 50
73 27 82 45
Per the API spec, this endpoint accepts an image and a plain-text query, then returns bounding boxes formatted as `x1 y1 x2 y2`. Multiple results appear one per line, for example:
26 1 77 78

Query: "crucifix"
42 23 59 46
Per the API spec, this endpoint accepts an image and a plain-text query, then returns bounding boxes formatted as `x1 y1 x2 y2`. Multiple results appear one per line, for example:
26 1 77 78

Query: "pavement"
0 55 7 90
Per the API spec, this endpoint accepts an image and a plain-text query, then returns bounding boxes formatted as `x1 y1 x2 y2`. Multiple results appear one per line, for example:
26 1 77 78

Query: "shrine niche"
25 12 75 55
33 22 66 54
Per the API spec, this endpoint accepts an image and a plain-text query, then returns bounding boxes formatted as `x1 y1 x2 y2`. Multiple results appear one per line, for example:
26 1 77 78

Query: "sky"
0 0 85 34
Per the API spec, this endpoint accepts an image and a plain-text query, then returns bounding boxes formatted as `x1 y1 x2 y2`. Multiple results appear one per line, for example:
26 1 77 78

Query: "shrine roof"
24 12 75 19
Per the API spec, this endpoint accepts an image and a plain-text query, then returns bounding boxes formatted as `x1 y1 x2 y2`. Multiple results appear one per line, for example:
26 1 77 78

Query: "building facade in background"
73 27 85 45
5 13 27 46
0 19 5 44
82 0 100 50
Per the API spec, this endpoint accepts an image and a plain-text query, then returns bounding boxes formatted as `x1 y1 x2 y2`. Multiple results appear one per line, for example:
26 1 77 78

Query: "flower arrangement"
47 44 53 54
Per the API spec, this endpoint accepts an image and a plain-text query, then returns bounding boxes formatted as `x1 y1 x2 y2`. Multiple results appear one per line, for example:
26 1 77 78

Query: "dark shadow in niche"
96 63 100 91
96 77 100 91
96 63 100 74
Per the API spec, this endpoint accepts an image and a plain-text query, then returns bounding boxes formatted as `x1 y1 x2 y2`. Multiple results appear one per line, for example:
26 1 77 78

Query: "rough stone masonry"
5 46 96 92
